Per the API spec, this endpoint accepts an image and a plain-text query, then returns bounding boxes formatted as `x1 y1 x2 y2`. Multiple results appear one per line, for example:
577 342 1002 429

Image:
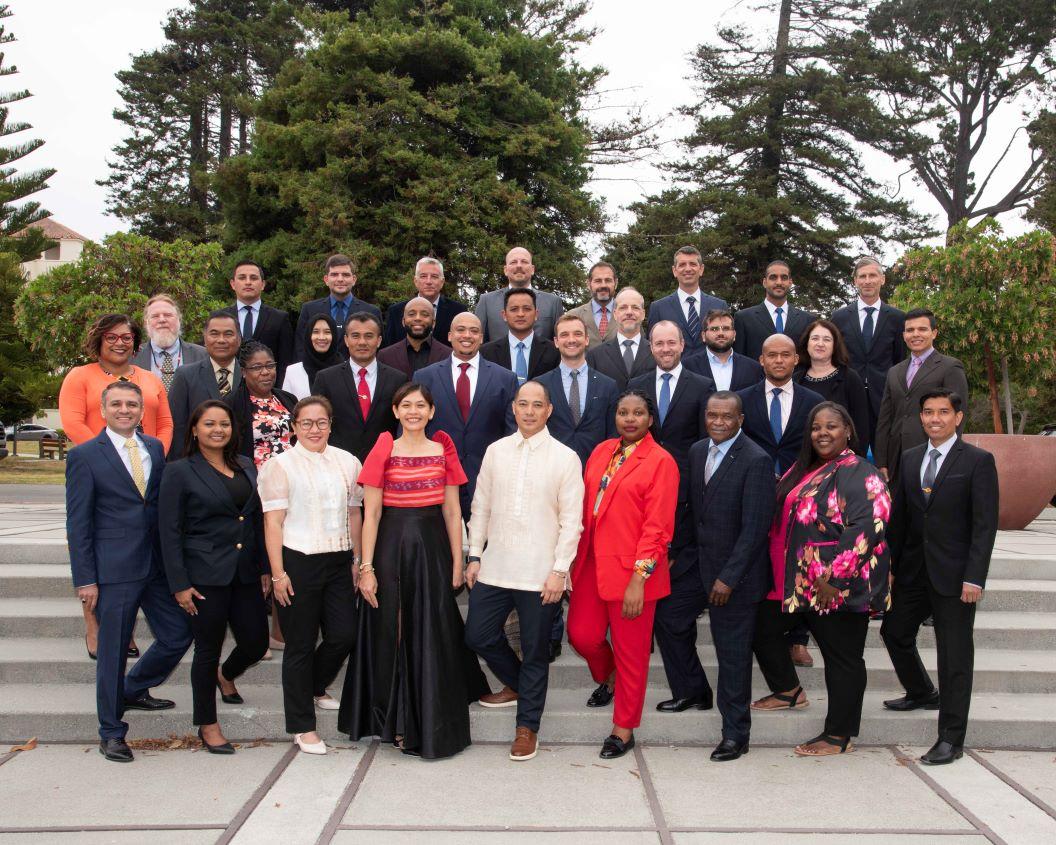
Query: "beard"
706 338 734 353
406 323 433 341
148 327 180 349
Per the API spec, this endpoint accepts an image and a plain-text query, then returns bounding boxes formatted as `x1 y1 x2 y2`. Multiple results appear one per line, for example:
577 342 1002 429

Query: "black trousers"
188 578 269 725
654 566 757 743
753 600 870 737
275 548 357 733
881 572 976 746
465 581 560 733
785 617 810 648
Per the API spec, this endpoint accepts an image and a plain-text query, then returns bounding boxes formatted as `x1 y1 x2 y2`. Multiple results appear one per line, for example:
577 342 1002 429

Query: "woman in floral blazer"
750 401 891 757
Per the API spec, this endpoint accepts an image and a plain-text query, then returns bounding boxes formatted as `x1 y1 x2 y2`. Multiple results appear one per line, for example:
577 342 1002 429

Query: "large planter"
962 434 1056 530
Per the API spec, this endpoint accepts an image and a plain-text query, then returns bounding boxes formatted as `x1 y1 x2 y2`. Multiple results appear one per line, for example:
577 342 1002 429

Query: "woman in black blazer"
226 341 299 467
159 400 270 754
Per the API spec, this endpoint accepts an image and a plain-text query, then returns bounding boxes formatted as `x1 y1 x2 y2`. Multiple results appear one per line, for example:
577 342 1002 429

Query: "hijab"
300 313 343 385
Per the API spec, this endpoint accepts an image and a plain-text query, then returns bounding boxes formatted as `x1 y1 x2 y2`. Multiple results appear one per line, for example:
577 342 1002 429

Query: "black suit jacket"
224 383 298 460
535 366 618 468
479 334 560 380
733 302 817 360
158 453 266 591
737 381 824 477
383 295 468 347
648 291 728 352
830 301 906 420
688 433 776 598
312 360 408 462
295 295 383 361
167 358 243 459
586 336 655 391
223 302 294 381
682 349 763 391
376 337 452 379
888 438 999 595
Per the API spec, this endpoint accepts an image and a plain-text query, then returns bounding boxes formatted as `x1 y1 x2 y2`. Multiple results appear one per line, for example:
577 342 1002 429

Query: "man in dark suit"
224 260 294 381
475 247 565 342
167 311 243 458
479 288 560 383
66 381 193 762
295 254 383 361
647 246 728 352
587 286 655 391
733 260 817 360
313 312 408 463
414 312 518 516
874 308 969 484
382 256 468 347
132 294 208 392
654 392 775 761
376 296 452 378
881 389 998 765
683 308 764 391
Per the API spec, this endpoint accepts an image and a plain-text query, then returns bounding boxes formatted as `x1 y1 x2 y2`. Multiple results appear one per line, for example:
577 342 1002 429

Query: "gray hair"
853 256 884 275
415 256 444 278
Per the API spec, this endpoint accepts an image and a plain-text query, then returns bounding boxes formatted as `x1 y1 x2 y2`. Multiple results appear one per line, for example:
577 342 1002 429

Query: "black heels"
84 639 138 660
217 678 244 705
198 727 235 755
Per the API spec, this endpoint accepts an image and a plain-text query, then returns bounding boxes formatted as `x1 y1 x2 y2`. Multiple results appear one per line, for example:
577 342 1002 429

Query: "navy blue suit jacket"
682 349 764 391
383 295 468 347
830 301 906 420
66 429 166 588
688 433 776 599
414 357 518 512
647 291 728 352
737 381 824 477
295 295 383 361
534 366 618 468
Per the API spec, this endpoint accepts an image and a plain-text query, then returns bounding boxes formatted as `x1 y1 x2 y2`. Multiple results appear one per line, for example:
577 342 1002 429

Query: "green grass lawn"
0 453 66 484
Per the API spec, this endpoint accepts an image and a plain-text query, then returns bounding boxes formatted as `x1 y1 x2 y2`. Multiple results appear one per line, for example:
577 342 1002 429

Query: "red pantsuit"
567 433 680 730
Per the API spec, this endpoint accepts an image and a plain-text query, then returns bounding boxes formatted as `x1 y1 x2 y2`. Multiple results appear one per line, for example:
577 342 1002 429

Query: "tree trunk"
983 342 1003 433
188 102 207 212
219 103 232 161
239 114 249 153
1000 354 1014 435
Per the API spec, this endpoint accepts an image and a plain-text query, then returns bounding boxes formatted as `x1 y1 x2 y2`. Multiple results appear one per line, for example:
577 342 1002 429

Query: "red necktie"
357 367 371 418
456 362 471 421
598 305 608 336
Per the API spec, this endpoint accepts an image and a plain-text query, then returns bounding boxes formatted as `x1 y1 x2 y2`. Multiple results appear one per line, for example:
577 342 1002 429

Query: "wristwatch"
467 555 481 564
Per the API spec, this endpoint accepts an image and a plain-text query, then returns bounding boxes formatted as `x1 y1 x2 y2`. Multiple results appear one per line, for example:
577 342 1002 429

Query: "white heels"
314 694 340 710
293 733 327 755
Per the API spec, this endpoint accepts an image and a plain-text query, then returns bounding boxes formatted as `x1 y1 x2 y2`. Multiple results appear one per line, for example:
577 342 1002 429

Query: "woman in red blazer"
567 389 680 759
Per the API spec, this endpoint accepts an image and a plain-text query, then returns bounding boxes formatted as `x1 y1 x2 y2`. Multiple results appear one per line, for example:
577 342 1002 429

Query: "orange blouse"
359 431 467 507
58 363 173 451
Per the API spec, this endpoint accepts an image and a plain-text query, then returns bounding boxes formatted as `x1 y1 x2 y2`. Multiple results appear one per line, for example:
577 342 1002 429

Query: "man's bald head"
402 296 436 341
504 247 535 288
449 311 484 360
760 333 798 384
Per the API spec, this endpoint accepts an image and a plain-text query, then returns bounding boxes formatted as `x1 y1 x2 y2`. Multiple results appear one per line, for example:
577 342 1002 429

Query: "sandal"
751 686 809 711
794 733 853 756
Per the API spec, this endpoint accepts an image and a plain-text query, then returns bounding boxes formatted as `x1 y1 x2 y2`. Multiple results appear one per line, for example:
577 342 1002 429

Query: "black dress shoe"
198 728 235 755
710 738 749 762
548 640 562 663
586 683 614 707
99 738 134 762
883 691 940 711
599 733 635 759
124 693 175 711
217 679 244 705
920 740 963 765
656 689 713 712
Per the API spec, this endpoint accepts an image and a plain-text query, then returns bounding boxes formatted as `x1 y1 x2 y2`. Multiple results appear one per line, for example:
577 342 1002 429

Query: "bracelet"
359 562 374 573
271 573 288 583
632 559 656 580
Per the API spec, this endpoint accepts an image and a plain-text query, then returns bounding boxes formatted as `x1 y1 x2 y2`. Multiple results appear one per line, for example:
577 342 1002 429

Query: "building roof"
17 217 88 241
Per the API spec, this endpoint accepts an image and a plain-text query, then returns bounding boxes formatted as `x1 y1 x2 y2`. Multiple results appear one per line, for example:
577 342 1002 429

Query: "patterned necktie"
569 369 582 426
774 307 784 333
906 355 922 388
456 362 471 421
769 387 783 474
242 305 254 339
357 367 371 418
515 342 528 383
862 306 876 350
217 367 231 396
686 296 701 343
922 448 941 500
598 305 609 337
125 438 146 497
658 372 672 426
160 351 175 391
705 443 721 484
622 339 635 375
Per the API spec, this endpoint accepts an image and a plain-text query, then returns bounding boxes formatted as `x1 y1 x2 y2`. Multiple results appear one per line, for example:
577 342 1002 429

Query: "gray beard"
148 328 180 349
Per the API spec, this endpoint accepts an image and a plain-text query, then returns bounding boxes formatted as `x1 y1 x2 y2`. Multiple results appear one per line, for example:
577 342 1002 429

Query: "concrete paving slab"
672 836 985 844
974 749 1056 816
0 743 287 828
0 833 219 844
899 745 1056 845
344 742 655 828
334 834 662 844
231 742 366 845
642 745 974 831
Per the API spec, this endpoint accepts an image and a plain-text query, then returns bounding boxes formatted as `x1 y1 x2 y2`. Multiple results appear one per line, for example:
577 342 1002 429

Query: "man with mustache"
131 295 207 392
564 261 620 349
377 296 452 379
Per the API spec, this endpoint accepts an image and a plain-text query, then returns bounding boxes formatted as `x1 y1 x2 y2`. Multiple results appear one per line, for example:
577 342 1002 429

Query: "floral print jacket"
783 450 892 614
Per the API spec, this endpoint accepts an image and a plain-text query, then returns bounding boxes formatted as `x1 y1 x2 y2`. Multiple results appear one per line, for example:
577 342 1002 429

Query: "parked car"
4 423 59 442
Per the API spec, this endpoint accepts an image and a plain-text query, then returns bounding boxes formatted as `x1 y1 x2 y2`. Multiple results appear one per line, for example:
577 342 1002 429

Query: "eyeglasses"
103 333 135 344
244 362 277 373
295 418 331 431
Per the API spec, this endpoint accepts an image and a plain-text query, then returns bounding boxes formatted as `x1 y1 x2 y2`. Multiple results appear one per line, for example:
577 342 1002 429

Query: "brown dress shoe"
510 727 538 761
790 644 813 667
479 685 519 708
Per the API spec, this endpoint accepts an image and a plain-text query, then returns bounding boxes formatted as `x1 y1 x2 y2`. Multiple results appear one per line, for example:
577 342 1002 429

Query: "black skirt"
338 505 489 759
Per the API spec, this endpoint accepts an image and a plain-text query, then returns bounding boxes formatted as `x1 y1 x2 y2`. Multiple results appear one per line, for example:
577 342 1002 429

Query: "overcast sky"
6 0 1034 252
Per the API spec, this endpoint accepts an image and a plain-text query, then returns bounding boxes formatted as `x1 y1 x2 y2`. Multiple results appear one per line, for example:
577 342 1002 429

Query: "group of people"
61 245 998 770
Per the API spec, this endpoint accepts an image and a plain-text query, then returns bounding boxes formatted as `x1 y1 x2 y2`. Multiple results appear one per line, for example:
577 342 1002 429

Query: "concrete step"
0 683 1052 748
2 637 1053 695
0 538 68 565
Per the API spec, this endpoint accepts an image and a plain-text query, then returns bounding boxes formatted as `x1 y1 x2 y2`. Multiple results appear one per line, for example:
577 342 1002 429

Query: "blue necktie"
658 373 672 426
862 306 876 350
686 296 701 343
774 306 784 333
769 387 783 474
332 299 347 327
514 342 528 383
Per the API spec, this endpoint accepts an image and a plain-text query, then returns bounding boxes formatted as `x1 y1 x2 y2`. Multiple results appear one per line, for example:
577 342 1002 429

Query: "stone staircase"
2 509 1055 748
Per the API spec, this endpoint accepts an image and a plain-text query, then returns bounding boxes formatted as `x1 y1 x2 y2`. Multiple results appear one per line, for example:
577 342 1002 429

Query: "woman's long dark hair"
775 401 859 503
299 313 343 385
184 399 242 470
795 319 851 369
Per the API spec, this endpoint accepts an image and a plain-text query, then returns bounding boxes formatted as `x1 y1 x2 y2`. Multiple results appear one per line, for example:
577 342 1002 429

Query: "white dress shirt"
468 429 585 590
919 434 957 487
617 333 641 359
349 358 378 399
857 297 883 330
764 379 794 433
450 353 481 404
258 443 364 555
237 299 261 335
676 286 703 323
707 350 734 391
655 362 683 397
764 298 788 328
105 427 152 484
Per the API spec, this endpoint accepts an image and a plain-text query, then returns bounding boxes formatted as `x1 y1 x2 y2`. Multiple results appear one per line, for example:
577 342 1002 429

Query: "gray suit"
132 340 208 383
166 358 242 459
564 301 618 349
475 287 564 343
